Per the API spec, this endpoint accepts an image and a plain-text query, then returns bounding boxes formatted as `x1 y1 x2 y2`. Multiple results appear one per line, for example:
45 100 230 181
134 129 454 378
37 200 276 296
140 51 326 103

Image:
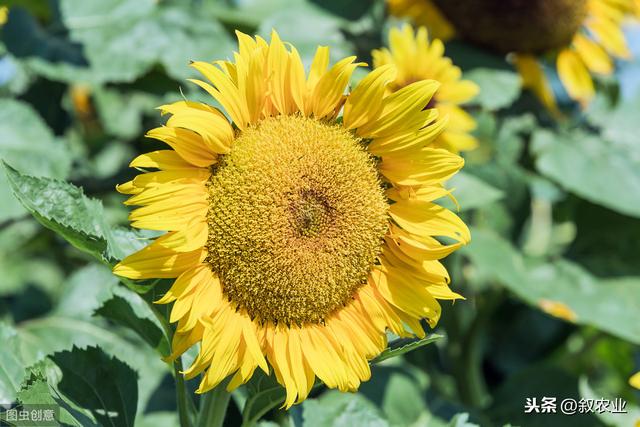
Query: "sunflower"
388 0 640 109
0 6 8 26
113 30 469 407
372 25 480 153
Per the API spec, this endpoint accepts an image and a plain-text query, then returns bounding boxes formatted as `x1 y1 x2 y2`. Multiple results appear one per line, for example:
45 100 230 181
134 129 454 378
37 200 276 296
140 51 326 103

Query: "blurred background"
0 1 639 426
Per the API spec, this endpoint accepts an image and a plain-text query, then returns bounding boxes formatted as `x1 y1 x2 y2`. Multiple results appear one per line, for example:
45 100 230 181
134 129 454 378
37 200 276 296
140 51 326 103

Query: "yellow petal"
164 107 233 154
146 127 218 167
311 56 363 119
155 264 211 304
557 49 595 105
240 315 269 374
572 33 614 75
130 150 199 170
307 46 330 94
357 79 440 138
514 54 560 114
389 199 471 244
379 147 463 186
157 216 208 252
343 64 397 130
369 266 441 322
538 299 578 322
586 17 631 59
436 80 479 104
189 61 248 128
113 235 205 279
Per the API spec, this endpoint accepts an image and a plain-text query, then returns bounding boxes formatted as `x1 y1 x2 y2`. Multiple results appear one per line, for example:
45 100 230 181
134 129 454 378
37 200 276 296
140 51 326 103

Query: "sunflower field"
1 1 639 426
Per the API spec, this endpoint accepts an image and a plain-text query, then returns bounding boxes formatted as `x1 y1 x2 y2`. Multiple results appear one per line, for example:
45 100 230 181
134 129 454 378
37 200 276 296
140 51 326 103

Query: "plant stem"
141 292 195 427
176 357 196 427
197 379 232 427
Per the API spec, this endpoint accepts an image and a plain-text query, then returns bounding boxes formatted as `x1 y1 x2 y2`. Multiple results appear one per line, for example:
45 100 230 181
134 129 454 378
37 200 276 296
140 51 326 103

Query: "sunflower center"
433 0 588 53
205 115 389 326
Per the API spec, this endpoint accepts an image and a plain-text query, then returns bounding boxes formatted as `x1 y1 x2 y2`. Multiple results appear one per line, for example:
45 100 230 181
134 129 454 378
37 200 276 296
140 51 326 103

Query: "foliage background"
0 0 639 426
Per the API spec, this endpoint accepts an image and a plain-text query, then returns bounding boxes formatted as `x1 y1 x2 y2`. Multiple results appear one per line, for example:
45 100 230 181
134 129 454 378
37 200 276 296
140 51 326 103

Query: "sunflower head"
432 0 588 53
372 25 480 153
206 114 389 326
114 30 469 408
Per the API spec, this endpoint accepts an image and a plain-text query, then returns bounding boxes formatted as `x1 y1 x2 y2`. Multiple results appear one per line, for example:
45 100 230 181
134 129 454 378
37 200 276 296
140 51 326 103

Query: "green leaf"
257 2 353 64
208 0 306 32
444 172 504 211
3 164 156 294
16 371 57 406
92 88 160 140
0 323 26 403
531 129 640 218
135 412 180 427
0 99 71 222
37 0 235 83
377 367 430 427
462 229 640 344
13 314 167 416
465 68 521 111
51 346 138 427
371 335 442 364
95 288 170 356
4 162 110 261
17 362 101 426
53 264 118 318
302 390 389 427
0 220 65 297
241 372 288 427
586 89 640 151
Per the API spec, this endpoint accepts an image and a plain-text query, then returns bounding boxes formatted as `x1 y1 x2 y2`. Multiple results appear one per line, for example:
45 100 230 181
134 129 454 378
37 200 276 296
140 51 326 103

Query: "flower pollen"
205 115 389 326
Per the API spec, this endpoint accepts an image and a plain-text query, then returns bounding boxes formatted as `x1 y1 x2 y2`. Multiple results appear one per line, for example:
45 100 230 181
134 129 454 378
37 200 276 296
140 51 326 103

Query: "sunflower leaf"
465 68 521 111
95 288 170 357
531 129 640 218
0 323 25 404
3 164 156 293
371 334 443 364
242 385 287 427
3 162 109 261
442 171 504 211
49 346 138 427
23 0 235 84
462 228 640 344
302 390 389 427
15 364 96 426
0 99 71 222
242 372 289 427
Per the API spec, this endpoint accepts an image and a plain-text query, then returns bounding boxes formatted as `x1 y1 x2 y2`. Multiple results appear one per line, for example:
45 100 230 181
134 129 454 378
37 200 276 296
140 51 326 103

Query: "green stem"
197 379 232 427
141 289 195 427
176 358 195 427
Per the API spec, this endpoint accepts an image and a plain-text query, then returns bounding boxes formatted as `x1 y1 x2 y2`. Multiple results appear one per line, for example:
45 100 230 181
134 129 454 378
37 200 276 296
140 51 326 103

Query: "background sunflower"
389 0 640 109
1 1 640 426
372 24 480 152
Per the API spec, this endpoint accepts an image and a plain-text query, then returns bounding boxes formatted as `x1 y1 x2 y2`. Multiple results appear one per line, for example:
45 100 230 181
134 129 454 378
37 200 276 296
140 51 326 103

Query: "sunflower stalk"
141 291 197 427
197 379 232 427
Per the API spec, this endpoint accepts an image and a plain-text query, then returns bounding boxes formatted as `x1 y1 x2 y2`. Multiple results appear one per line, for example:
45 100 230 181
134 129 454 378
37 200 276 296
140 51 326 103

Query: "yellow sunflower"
372 25 480 153
113 30 469 407
630 372 640 389
388 0 640 109
0 6 8 26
